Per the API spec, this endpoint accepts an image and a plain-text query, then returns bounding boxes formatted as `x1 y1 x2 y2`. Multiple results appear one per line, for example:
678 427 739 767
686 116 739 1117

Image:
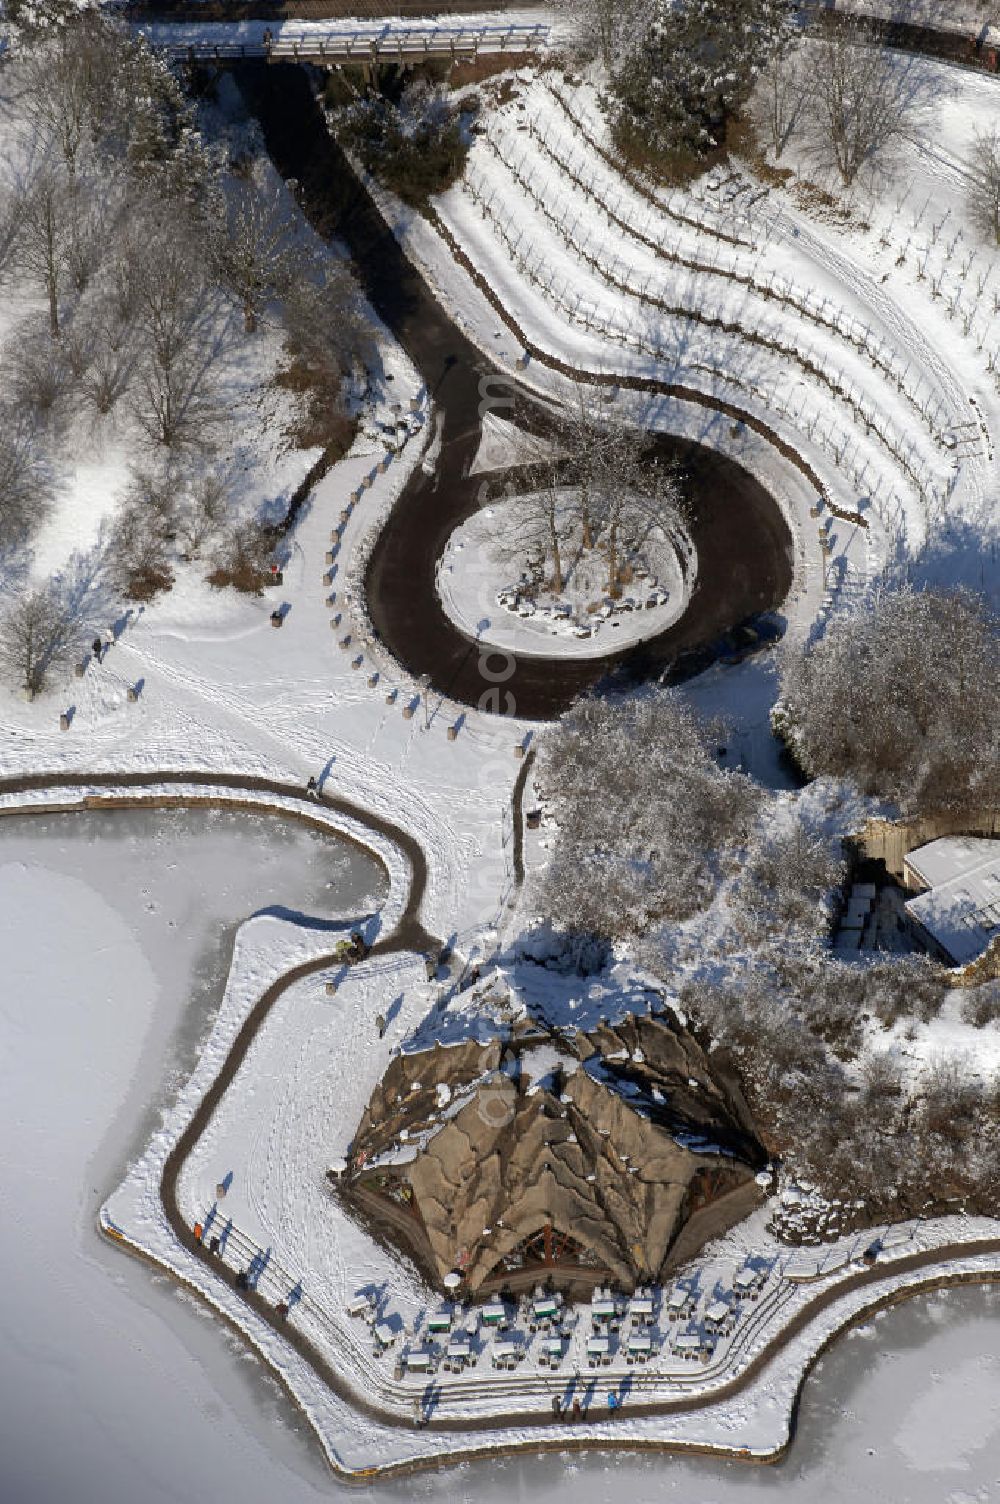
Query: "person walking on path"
306 775 319 799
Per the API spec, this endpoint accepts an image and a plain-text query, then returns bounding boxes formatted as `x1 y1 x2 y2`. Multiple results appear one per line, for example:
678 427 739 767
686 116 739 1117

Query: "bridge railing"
151 21 549 63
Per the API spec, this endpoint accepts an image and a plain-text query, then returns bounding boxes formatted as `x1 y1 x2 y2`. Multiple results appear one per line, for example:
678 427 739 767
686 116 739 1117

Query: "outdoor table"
704 1300 732 1327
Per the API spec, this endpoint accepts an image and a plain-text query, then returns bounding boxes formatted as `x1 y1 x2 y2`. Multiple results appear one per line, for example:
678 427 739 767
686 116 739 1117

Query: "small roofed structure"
337 1008 764 1297
903 837 1000 965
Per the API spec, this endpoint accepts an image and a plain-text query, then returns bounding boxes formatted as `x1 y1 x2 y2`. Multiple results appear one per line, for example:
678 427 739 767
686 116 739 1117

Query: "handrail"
151 21 549 62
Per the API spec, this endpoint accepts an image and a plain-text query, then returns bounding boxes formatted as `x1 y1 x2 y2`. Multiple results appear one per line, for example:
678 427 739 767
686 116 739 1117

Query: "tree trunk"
244 302 257 335
550 516 563 595
607 521 620 599
47 271 59 338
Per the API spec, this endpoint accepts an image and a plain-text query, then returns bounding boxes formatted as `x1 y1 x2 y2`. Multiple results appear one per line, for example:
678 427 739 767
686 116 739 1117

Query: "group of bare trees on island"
0 11 370 695
486 391 684 604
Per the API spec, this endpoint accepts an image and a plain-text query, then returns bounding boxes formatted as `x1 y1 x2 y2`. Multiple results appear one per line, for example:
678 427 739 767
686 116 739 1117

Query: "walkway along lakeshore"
6 775 1000 1480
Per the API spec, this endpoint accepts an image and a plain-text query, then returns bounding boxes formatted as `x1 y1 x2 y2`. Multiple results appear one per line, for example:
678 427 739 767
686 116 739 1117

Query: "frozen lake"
1 806 999 1503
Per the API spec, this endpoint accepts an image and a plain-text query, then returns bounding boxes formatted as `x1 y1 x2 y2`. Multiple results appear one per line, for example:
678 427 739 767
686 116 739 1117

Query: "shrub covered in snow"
675 958 1000 1226
534 689 761 937
961 979 1000 1029
605 0 791 176
775 588 1000 814
731 807 845 943
338 83 469 208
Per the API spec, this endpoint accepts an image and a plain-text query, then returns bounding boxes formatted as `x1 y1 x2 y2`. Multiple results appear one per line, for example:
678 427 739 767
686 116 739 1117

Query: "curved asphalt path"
238 63 795 720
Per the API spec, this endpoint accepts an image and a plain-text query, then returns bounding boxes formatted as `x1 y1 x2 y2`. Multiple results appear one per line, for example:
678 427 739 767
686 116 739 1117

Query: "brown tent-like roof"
338 1008 765 1296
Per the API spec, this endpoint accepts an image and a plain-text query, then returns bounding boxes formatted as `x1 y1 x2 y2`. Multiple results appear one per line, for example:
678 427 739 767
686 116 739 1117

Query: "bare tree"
0 584 75 694
7 327 73 424
14 166 74 337
18 20 108 178
75 297 137 418
808 18 913 186
280 261 374 446
603 459 683 599
552 0 654 70
484 399 683 601
282 260 373 385
0 408 54 549
106 468 176 600
488 477 573 596
754 34 808 160
213 173 293 335
556 390 684 597
175 470 230 557
970 126 1000 245
130 217 220 448
0 176 21 281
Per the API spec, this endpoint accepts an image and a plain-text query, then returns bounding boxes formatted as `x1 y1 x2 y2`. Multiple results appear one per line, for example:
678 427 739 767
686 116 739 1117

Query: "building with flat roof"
904 837 1000 966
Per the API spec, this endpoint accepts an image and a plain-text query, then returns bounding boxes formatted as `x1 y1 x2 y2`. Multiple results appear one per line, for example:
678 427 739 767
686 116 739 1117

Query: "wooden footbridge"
143 18 550 66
